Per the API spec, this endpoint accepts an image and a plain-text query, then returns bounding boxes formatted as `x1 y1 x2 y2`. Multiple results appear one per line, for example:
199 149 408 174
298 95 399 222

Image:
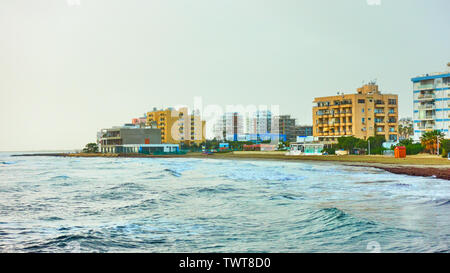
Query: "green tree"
337 136 360 153
82 143 98 153
398 138 413 146
398 123 414 140
440 139 450 158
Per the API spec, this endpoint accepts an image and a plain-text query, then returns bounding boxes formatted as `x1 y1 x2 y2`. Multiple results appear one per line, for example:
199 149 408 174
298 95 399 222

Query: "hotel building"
411 63 450 140
146 107 206 145
313 83 399 143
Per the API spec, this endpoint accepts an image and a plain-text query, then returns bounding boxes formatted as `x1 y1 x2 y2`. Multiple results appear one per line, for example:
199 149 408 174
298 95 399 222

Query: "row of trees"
323 135 387 155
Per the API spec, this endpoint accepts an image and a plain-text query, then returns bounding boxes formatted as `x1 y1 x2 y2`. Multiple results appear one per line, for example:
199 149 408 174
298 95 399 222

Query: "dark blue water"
0 152 449 252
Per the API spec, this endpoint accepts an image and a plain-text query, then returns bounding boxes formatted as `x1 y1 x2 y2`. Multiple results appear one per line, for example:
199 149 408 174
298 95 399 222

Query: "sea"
0 152 449 253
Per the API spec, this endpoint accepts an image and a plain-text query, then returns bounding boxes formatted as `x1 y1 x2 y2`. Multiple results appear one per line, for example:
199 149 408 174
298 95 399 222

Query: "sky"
1 0 449 151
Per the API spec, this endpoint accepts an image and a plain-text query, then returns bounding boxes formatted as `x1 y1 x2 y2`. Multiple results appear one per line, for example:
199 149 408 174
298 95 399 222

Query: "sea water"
0 152 449 252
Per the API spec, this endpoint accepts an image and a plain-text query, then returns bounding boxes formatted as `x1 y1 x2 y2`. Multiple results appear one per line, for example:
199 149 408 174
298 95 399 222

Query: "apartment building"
274 115 296 142
246 110 273 141
313 83 399 143
213 112 245 141
131 115 147 127
412 63 450 140
146 107 206 145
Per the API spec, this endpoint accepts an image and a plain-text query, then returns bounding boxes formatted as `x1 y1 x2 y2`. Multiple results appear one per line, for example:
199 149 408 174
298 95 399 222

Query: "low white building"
287 143 324 156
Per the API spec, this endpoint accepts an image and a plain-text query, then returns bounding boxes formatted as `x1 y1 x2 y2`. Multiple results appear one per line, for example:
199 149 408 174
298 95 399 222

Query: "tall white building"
213 112 245 141
412 63 450 141
246 110 273 140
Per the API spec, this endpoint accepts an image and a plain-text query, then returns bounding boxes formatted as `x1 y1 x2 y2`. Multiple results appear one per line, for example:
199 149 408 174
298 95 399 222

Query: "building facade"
412 64 450 140
295 125 313 138
274 115 296 142
99 127 161 153
213 112 245 141
246 110 272 141
146 107 206 145
313 83 399 143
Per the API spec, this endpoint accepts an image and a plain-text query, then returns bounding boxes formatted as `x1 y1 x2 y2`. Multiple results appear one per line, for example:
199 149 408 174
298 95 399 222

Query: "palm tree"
398 124 414 140
420 130 445 154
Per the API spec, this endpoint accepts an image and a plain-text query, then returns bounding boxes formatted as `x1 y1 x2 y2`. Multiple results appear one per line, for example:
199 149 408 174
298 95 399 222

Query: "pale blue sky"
1 0 449 150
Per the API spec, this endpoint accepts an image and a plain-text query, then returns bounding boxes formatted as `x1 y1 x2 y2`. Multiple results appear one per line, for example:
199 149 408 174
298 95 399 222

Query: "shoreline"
11 152 450 180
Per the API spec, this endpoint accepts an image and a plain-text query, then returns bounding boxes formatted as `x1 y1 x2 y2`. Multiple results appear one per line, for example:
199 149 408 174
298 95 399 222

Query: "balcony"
417 105 436 110
418 124 435 130
417 115 436 121
417 94 435 101
417 84 435 90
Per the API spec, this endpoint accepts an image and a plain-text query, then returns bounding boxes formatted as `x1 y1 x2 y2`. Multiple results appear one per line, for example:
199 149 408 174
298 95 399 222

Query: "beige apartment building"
146 107 206 145
313 83 399 143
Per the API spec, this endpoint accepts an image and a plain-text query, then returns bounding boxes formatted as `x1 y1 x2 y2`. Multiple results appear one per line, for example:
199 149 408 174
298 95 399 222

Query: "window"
388 99 397 105
358 99 365 103
362 109 365 113
362 118 365 124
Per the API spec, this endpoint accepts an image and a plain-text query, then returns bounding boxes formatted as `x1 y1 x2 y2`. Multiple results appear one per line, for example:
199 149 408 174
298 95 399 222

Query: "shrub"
405 143 423 155
323 147 336 155
441 139 450 158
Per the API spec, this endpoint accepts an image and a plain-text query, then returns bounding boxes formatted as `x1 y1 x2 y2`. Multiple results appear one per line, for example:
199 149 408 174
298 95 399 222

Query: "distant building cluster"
98 107 206 154
213 111 313 142
96 63 450 154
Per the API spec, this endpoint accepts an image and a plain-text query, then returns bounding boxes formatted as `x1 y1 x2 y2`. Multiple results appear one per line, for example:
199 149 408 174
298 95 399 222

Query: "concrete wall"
120 128 161 145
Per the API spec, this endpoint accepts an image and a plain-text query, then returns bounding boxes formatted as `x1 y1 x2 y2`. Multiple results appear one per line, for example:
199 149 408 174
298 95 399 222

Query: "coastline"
11 152 450 180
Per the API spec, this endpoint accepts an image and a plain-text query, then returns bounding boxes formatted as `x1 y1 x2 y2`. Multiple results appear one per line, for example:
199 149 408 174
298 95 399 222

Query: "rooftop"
411 63 450 81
